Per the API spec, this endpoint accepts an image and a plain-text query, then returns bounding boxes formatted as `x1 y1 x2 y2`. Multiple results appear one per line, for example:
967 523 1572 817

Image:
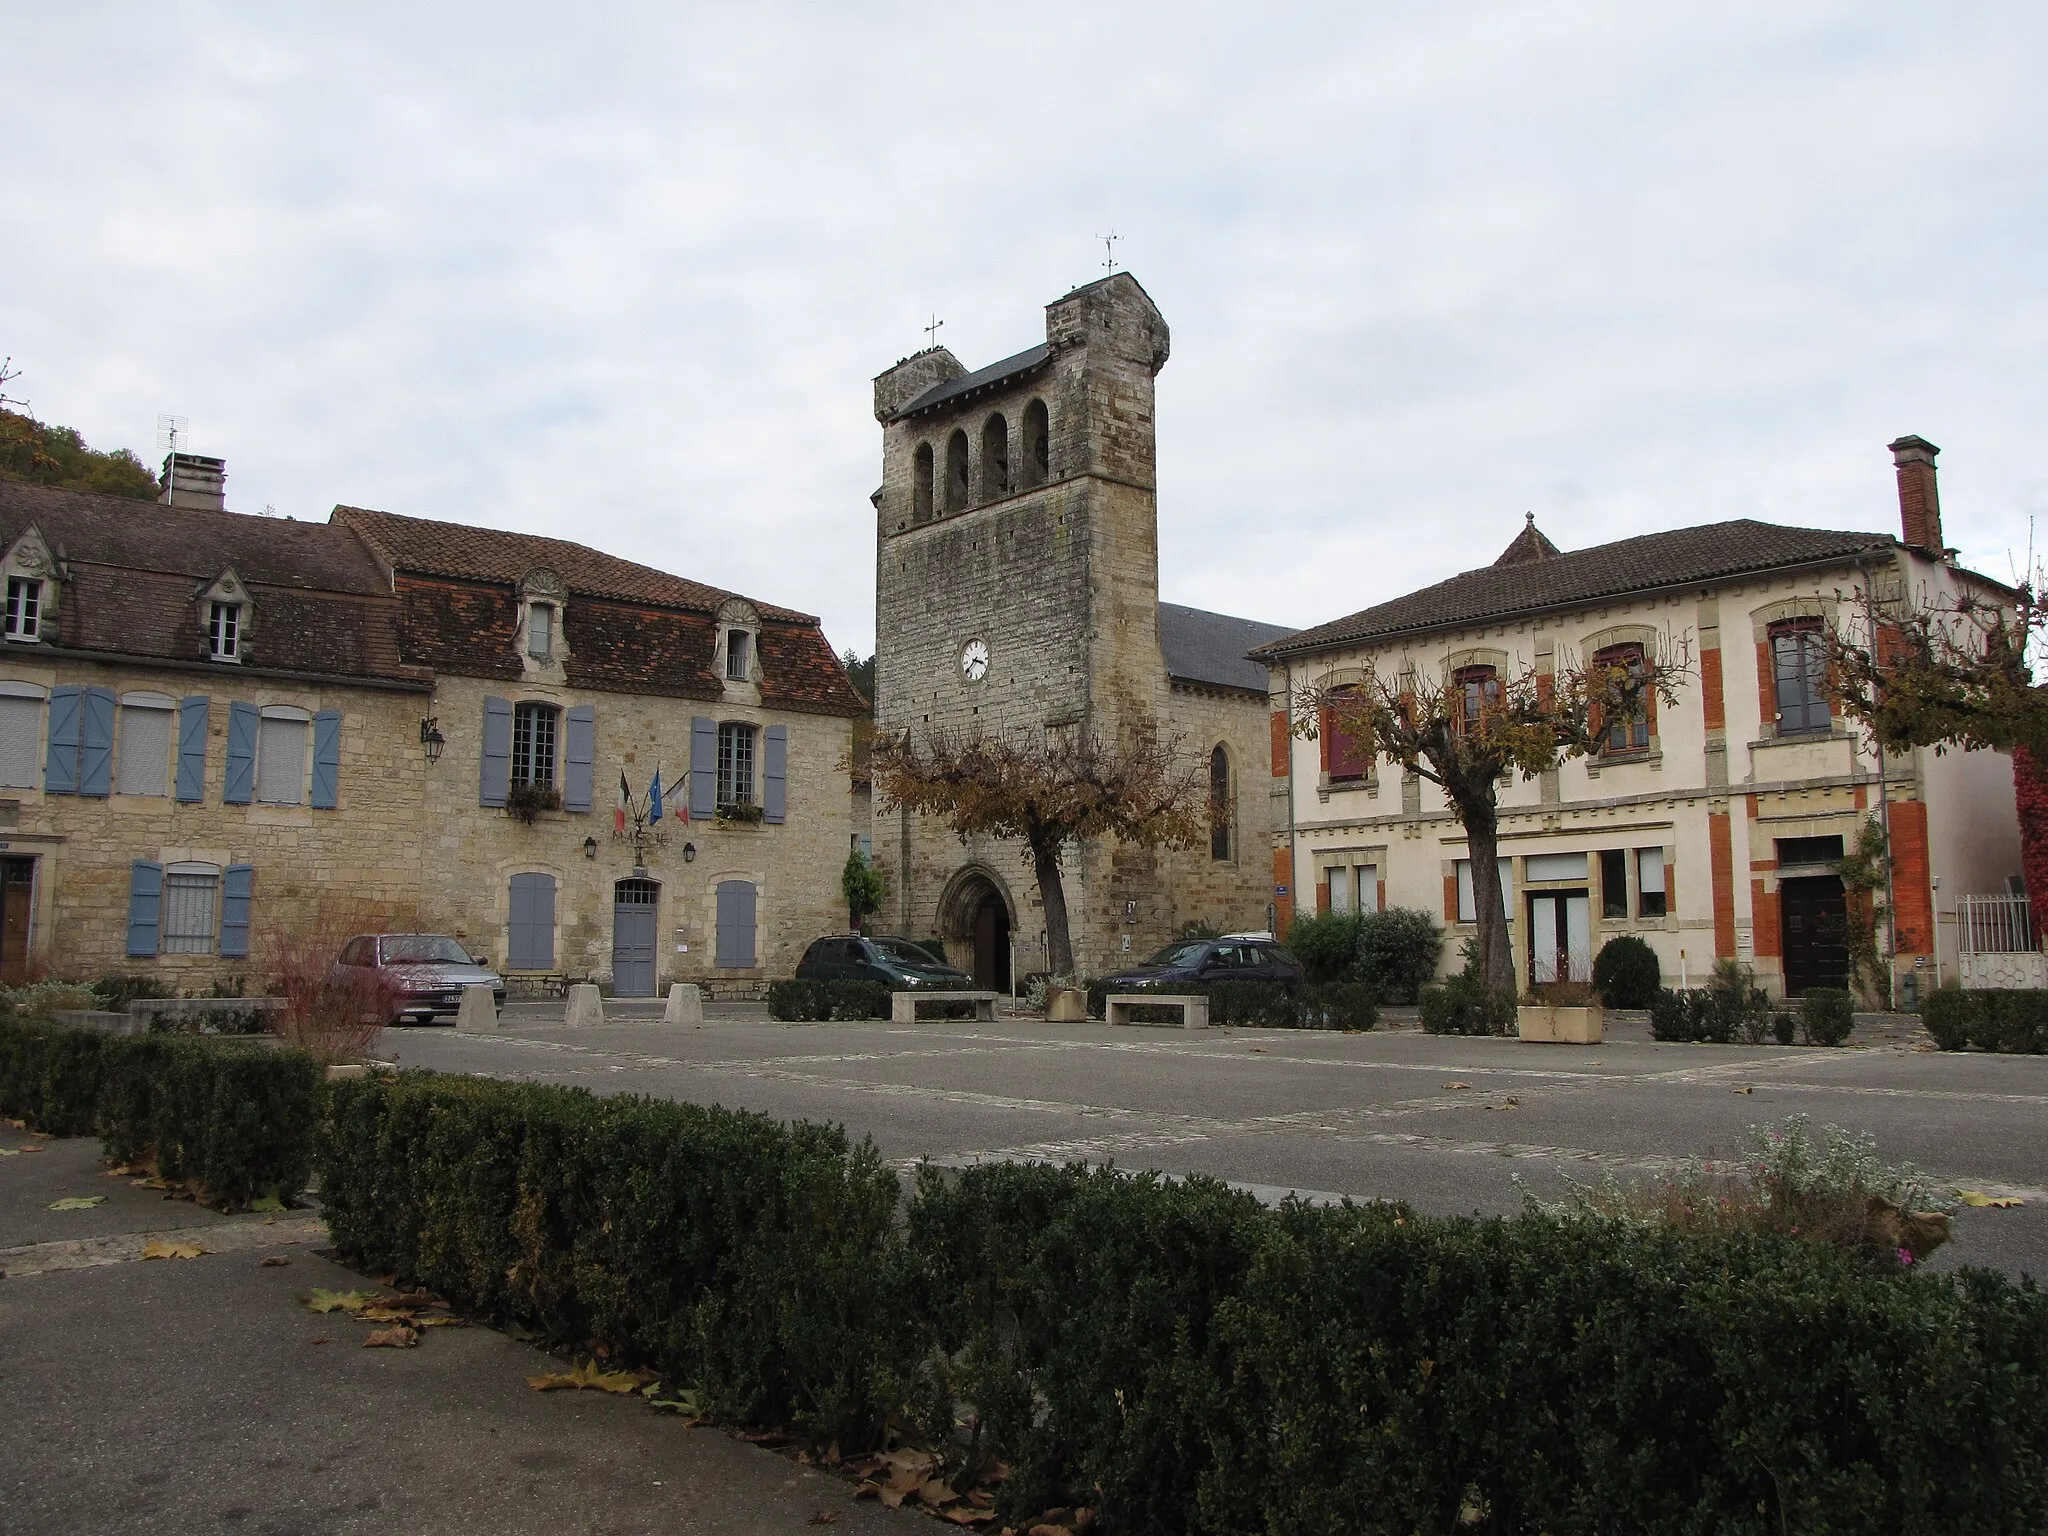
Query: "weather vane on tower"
1097 231 1120 274
924 313 944 349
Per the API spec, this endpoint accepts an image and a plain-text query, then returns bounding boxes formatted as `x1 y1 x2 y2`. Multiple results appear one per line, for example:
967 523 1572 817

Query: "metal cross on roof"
924 314 944 348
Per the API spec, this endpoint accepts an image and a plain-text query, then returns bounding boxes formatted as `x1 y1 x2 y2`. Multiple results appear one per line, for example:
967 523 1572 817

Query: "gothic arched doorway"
937 866 1014 993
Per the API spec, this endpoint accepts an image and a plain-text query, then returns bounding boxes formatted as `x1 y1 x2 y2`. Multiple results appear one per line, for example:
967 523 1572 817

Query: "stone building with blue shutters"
0 462 865 995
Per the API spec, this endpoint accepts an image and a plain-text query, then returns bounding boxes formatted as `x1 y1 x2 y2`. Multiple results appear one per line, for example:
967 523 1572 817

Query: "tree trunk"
1031 836 1075 978
1455 792 1516 993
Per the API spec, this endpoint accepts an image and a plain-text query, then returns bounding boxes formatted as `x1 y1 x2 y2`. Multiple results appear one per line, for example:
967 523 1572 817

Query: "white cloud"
3 1 2044 654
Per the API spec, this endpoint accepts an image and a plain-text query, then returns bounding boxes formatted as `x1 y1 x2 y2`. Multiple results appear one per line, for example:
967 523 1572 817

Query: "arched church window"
981 414 1010 500
945 430 970 512
912 443 933 524
1021 399 1050 487
1209 744 1232 861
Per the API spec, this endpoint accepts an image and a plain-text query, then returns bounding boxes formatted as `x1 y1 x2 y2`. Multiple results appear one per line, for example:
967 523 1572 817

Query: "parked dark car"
795 934 974 990
1097 934 1305 993
334 933 506 1024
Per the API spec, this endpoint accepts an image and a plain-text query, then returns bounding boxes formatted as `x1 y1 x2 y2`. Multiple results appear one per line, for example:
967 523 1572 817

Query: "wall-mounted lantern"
582 836 598 860
419 717 446 764
681 842 697 863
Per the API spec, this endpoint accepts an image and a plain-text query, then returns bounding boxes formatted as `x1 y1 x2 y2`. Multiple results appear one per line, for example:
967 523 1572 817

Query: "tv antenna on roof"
1097 230 1120 274
157 414 188 502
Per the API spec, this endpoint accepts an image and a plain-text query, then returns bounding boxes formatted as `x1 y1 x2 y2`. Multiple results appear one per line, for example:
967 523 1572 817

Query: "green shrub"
1592 933 1662 1008
0 1017 107 1134
1650 966 1775 1045
319 1073 914 1447
1982 991 2048 1054
1923 988 1975 1050
1800 988 1856 1047
1285 910 1364 983
767 979 893 1021
1297 982 1378 1031
1419 975 1516 1035
1773 1010 1798 1045
3 980 106 1018
1354 907 1443 1004
93 974 178 1010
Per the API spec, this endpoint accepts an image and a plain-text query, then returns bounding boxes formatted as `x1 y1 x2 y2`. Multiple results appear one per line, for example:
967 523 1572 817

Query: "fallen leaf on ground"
46 1195 106 1210
105 1162 150 1176
1442 1081 1470 1090
1484 1098 1520 1111
310 1337 327 1345
141 1239 206 1260
2 1117 23 1129
302 1288 379 1314
413 1315 465 1328
526 1359 641 1393
18 1143 43 1153
941 1510 996 1527
0 1147 16 1157
130 1176 177 1190
1247 1046 1268 1054
249 1195 286 1214
921 1480 961 1507
364 1325 419 1348
1732 1086 1753 1094
1956 1189 2026 1208
356 1304 420 1323
259 1255 290 1267
503 1322 544 1342
807 1515 839 1527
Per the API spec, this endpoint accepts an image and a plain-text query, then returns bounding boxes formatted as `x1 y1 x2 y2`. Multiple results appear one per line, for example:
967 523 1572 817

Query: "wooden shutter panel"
44 684 81 794
715 880 756 968
762 724 787 824
127 860 163 958
689 717 717 820
176 696 209 802
78 687 115 797
224 702 259 804
506 872 557 970
562 705 595 812
219 865 254 958
480 696 512 808
310 710 342 809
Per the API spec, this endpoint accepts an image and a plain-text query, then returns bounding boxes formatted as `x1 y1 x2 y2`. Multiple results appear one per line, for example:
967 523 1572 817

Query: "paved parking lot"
382 1013 2048 1281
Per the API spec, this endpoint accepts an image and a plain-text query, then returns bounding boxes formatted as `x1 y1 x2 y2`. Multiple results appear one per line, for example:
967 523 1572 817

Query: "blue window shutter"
78 686 115 798
176 696 209 802
310 710 342 809
715 880 757 968
126 860 163 958
689 716 717 820
762 723 787 824
224 702 259 804
480 696 512 808
219 864 254 958
562 705 595 812
44 685 81 794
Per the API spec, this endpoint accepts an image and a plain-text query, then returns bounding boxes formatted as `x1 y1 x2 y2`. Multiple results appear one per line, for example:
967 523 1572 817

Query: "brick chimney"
159 452 226 513
1887 435 1943 555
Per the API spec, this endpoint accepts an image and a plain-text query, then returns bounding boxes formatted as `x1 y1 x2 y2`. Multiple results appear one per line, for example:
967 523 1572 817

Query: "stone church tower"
869 273 1288 987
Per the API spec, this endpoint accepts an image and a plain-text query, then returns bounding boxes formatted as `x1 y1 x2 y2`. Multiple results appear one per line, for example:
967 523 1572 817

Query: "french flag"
615 771 629 835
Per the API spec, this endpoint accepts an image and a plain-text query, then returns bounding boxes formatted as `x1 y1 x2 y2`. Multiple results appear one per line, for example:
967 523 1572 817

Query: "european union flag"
649 768 664 823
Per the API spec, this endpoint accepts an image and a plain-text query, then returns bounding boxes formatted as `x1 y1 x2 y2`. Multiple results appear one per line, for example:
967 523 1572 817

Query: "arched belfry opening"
937 865 1014 993
1021 398 1050 487
912 443 934 523
981 414 1010 500
945 430 970 513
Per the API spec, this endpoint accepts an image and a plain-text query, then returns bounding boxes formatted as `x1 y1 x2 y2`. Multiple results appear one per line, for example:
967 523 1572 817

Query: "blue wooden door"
611 878 659 996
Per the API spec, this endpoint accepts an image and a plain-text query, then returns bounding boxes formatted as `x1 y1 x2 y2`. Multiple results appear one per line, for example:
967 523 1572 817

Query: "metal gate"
611 878 660 997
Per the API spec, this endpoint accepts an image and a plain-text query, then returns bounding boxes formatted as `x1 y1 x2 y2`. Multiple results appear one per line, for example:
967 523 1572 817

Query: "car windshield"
1142 941 1211 968
379 936 472 965
870 938 951 968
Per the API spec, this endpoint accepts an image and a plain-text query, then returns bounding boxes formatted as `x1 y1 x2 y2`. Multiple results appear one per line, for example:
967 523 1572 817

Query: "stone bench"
1105 992 1210 1030
890 989 1000 1024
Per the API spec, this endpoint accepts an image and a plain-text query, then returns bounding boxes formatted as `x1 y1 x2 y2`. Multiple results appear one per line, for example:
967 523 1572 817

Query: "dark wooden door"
0 857 31 984
1780 875 1849 995
970 893 1010 992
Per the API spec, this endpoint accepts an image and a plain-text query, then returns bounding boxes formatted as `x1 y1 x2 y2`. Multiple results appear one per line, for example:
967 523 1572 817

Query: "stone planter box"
1517 1003 1605 1044
1044 987 1090 1023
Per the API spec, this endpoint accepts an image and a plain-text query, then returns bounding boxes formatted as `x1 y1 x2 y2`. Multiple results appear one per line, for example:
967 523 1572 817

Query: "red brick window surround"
1322 686 1372 782
1592 642 1652 754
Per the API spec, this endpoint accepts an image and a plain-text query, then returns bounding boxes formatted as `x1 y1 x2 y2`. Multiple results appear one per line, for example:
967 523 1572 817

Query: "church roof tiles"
890 344 1051 421
1159 602 1294 695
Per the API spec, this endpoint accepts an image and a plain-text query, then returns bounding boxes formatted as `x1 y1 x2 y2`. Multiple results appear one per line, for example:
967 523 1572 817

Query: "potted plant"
716 802 765 826
505 782 562 823
1518 979 1605 1043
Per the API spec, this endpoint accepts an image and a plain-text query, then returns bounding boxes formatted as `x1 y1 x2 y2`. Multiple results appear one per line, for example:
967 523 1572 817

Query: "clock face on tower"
960 638 990 682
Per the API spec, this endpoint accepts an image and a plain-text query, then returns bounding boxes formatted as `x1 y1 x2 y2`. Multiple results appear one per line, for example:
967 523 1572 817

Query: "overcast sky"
4 4 2044 657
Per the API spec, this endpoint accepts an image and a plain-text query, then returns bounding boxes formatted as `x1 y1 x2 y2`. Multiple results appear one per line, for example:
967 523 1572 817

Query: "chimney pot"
1887 434 1942 555
160 452 227 513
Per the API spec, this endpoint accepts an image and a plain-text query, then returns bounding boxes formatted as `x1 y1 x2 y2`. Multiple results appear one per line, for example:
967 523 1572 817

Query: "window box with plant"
505 782 562 823
715 801 764 827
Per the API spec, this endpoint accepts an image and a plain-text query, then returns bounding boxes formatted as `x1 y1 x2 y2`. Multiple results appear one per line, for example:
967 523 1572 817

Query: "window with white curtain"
1456 858 1515 924
117 695 174 796
0 690 42 788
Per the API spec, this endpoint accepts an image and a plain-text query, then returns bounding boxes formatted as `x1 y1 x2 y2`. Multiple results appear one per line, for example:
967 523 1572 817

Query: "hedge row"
1924 989 2048 1053
1085 980 1378 1030
1651 987 1855 1047
766 979 896 1021
0 1018 321 1208
318 1073 2048 1532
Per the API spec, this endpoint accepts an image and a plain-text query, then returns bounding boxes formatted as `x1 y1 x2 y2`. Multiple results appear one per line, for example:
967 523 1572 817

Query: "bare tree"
867 725 1206 978
1293 638 1690 992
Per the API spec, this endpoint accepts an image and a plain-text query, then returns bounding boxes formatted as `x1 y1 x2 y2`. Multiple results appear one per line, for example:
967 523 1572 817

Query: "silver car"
335 933 506 1024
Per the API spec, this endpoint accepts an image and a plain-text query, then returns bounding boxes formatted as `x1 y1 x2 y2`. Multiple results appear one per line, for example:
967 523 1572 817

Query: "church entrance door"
970 891 1011 994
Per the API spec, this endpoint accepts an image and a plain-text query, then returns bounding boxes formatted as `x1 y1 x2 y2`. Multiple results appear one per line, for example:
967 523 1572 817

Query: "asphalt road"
382 1011 2048 1281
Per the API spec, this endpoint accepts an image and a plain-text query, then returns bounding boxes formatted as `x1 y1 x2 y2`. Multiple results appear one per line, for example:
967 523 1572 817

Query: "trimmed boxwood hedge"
766 979 895 1021
1084 979 1377 1030
0 1018 321 1208
1923 989 2048 1053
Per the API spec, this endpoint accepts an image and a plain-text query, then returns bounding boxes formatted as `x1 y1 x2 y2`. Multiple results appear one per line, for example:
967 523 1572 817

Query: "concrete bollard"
564 983 605 1028
455 984 498 1031
663 983 704 1025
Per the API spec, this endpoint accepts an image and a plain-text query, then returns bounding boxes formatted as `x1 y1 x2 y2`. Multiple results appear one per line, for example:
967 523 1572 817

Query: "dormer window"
209 602 241 661
528 603 554 661
726 629 751 681
4 578 41 642
715 599 761 691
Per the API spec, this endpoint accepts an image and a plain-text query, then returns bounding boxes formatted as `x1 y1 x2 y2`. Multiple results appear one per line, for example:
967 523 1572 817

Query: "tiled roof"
891 344 1052 421
332 505 813 622
0 481 414 681
1256 519 1897 661
1159 602 1294 694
